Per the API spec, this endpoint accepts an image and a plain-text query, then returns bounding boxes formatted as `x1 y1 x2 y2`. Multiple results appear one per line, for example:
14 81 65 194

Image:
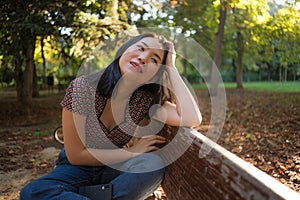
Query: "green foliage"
1 0 299 88
0 65 14 86
172 0 217 54
0 0 131 87
131 0 300 83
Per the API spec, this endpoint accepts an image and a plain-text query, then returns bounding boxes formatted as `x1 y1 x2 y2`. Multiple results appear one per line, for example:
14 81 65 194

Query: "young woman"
20 32 202 200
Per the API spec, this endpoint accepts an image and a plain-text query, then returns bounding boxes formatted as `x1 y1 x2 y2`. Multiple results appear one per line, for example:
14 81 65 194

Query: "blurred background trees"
0 0 299 112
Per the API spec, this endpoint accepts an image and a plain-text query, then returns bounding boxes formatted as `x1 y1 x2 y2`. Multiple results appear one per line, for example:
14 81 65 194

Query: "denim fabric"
20 149 165 200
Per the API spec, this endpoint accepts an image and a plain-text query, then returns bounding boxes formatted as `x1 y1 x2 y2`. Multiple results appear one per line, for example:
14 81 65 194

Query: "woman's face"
119 37 165 84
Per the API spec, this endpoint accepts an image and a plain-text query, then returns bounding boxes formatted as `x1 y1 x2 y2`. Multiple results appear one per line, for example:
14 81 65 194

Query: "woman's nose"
138 52 149 64
138 57 145 65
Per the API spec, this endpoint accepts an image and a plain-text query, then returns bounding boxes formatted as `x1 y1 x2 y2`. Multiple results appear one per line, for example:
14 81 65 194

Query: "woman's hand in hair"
165 41 177 69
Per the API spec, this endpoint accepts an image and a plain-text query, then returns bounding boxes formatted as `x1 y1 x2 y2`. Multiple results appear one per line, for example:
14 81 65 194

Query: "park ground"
0 85 300 199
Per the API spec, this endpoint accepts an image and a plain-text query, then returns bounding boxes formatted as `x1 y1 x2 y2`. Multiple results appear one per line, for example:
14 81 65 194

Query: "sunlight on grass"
193 82 300 93
226 82 300 93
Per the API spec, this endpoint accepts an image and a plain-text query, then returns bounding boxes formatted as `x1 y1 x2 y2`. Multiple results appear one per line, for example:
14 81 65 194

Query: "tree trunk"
284 66 287 82
183 44 188 79
210 0 227 96
258 68 261 81
22 33 36 114
279 66 282 82
232 58 236 82
41 37 47 88
232 6 243 89
32 63 39 97
267 62 271 81
198 58 204 84
13 54 23 101
236 31 243 89
12 31 23 101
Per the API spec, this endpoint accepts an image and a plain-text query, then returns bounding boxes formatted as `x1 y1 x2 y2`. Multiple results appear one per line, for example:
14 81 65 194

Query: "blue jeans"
20 149 165 200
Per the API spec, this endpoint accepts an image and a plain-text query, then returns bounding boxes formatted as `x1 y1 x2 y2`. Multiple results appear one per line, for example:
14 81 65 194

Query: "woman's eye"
151 58 158 64
137 45 144 51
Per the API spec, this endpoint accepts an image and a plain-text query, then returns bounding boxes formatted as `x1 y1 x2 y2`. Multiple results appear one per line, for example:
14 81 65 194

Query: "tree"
209 0 227 96
0 0 131 113
131 0 220 83
231 6 243 89
251 0 300 82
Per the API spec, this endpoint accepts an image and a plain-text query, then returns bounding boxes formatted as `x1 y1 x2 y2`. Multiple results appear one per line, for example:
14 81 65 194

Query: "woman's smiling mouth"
130 61 143 73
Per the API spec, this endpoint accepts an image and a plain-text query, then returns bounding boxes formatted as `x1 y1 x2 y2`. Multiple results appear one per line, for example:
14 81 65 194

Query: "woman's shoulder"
68 75 96 92
61 75 95 114
70 75 89 86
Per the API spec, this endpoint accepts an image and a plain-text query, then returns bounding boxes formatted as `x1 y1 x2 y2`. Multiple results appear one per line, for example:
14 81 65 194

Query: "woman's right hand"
165 41 176 69
126 135 166 154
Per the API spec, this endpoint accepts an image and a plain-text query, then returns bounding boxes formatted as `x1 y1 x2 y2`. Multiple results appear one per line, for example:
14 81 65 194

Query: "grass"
192 81 300 93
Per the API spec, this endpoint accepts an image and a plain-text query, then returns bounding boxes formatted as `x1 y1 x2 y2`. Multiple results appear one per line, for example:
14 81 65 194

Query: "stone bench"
161 127 300 200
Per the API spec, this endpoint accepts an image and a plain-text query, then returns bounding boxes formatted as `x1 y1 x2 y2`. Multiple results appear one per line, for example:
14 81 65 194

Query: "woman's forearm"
66 147 136 166
161 41 202 127
167 67 202 127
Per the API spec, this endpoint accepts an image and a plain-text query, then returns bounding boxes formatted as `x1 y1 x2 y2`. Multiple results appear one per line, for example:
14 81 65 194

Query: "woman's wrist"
123 146 137 160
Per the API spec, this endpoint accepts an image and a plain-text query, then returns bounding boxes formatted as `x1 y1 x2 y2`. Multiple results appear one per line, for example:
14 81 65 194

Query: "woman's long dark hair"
96 32 170 106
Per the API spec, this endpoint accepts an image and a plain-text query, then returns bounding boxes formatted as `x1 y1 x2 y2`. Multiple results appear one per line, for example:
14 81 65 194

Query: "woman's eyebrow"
141 41 162 62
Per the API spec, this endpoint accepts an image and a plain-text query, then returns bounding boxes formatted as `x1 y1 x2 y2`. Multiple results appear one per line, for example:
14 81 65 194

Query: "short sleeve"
60 76 95 116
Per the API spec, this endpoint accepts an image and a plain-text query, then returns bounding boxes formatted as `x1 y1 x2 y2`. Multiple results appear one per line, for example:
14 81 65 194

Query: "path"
0 88 299 199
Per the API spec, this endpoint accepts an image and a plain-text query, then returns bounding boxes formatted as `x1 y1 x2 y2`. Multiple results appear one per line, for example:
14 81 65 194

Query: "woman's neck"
112 77 141 101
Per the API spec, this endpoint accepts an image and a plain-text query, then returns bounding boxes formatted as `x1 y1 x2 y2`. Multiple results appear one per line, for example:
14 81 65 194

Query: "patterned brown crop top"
61 76 154 149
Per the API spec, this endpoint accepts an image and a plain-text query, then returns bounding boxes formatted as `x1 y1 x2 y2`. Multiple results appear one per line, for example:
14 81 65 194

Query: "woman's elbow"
185 113 202 127
188 118 202 127
180 118 201 128
65 154 77 165
193 118 202 127
64 148 84 165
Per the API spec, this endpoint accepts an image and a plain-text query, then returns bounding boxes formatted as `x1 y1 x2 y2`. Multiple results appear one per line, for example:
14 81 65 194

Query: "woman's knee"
20 179 65 200
120 153 165 173
20 180 42 200
142 153 165 176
